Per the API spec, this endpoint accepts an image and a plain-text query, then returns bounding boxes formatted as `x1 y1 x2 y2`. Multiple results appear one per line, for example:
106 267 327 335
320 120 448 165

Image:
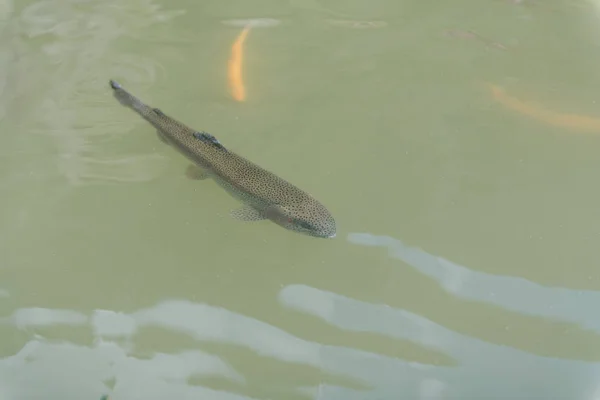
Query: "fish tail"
109 79 154 117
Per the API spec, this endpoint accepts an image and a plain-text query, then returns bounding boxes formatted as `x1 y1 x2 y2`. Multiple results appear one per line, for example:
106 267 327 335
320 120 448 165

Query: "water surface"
2 0 600 399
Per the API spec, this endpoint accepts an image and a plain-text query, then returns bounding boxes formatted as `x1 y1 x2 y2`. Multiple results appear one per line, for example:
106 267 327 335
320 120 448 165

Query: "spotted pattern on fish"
109 79 336 238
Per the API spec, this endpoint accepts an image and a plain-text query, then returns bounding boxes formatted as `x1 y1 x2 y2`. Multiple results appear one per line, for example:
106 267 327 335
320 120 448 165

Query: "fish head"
265 201 336 239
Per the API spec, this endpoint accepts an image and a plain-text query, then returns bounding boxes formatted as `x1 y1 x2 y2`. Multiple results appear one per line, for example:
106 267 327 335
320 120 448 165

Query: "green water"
2 0 600 398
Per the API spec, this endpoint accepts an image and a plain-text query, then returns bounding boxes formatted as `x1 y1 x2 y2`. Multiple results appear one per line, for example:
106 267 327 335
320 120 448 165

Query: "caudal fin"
109 80 122 90
109 79 152 116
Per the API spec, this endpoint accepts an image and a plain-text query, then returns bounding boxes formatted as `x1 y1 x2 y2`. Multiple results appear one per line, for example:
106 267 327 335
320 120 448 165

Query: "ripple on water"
0 0 12 21
59 154 167 185
19 0 65 37
3 307 88 330
0 50 11 120
0 339 248 400
221 18 282 28
108 53 166 87
2 300 429 393
16 0 179 186
325 19 388 29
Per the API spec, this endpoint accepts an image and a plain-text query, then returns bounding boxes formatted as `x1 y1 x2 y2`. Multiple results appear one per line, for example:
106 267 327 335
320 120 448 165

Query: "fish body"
109 80 336 238
228 26 251 102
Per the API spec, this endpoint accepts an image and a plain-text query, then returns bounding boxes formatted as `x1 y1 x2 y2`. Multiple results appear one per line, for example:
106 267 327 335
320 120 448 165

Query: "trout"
109 80 336 238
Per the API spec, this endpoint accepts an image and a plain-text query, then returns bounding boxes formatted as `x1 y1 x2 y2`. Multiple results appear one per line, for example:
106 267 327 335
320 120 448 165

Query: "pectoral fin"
185 165 209 180
230 205 266 221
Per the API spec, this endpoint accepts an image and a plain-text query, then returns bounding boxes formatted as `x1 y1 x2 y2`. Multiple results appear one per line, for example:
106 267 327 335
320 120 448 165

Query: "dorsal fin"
192 131 227 151
152 108 165 116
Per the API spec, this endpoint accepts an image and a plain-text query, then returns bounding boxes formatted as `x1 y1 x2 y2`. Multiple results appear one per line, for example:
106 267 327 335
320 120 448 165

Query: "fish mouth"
308 230 336 239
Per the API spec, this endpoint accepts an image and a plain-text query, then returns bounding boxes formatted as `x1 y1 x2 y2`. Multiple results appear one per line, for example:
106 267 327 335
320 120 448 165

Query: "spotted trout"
109 80 336 238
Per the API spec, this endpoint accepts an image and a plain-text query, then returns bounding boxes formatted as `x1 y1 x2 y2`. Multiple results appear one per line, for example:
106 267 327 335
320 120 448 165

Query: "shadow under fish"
109 80 336 238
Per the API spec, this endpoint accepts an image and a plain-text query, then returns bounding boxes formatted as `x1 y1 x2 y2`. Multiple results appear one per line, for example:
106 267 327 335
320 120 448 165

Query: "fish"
228 25 251 102
485 82 600 133
109 80 336 238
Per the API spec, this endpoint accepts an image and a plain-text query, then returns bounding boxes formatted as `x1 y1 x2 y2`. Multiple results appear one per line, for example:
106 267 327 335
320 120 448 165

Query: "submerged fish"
109 80 336 238
228 25 251 102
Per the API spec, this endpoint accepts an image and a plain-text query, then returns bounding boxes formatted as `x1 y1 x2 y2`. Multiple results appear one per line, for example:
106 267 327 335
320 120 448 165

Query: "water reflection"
3 1 599 399
278 283 600 400
4 265 600 399
0 339 249 400
347 232 600 332
2 299 422 399
10 0 183 186
2 307 88 329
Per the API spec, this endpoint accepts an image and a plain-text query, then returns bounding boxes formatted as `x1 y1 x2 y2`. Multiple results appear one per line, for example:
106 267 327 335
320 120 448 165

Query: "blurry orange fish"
486 82 600 133
228 26 251 102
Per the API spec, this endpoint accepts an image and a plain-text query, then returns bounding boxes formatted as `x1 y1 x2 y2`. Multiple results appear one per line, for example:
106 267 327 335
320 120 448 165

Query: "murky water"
2 0 600 398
